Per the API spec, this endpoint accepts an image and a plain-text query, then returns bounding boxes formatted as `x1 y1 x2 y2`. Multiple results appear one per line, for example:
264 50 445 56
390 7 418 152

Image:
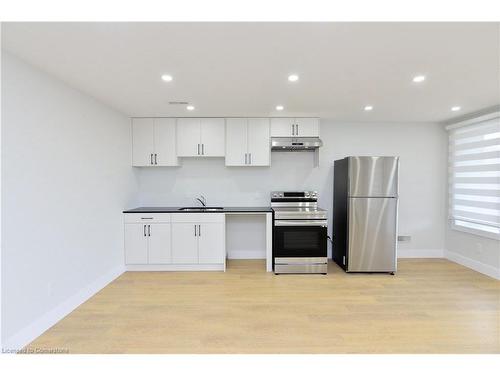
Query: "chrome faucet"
196 195 207 207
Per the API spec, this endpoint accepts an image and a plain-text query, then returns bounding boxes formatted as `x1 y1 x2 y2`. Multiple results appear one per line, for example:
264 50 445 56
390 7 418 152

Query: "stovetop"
273 206 327 220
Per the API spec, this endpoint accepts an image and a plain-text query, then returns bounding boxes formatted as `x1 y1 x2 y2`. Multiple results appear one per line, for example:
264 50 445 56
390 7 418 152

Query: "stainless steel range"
271 191 328 274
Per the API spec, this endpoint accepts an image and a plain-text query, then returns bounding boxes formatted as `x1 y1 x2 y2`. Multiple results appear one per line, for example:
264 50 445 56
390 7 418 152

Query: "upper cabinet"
132 118 179 166
270 118 320 137
176 118 225 157
226 118 270 166
131 117 320 167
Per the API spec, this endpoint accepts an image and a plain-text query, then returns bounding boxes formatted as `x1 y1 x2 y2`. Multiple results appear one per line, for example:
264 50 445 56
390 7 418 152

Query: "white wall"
1 52 139 347
137 120 448 258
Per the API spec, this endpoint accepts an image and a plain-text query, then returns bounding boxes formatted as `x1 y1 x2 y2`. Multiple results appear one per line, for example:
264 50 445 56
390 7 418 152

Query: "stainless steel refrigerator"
333 156 399 273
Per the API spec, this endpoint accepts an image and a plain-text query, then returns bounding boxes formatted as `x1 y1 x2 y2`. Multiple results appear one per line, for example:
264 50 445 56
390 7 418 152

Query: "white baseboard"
445 250 500 280
397 249 444 258
227 250 266 259
2 265 124 352
126 264 224 271
229 249 445 260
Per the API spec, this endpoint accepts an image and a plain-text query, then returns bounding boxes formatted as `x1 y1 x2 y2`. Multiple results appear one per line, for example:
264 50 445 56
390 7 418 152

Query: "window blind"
448 116 500 239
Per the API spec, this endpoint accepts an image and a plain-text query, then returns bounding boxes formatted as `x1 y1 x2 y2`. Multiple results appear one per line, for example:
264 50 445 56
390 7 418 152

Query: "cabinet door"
132 118 154 166
295 118 319 137
171 223 199 264
225 118 248 166
247 118 270 166
176 118 201 157
124 223 148 264
198 223 225 264
270 118 294 137
154 118 179 166
148 223 172 264
200 118 225 157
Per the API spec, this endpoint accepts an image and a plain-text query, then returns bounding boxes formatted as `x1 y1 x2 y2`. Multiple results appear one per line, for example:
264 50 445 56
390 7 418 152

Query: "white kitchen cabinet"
225 118 270 166
270 118 319 137
176 118 201 157
198 223 225 264
171 223 199 264
124 215 172 265
295 118 320 137
200 118 225 156
132 118 179 166
124 223 149 264
270 118 294 137
154 118 179 166
132 119 155 166
247 118 271 166
148 223 172 264
225 119 247 165
171 213 226 265
124 213 225 270
176 118 225 157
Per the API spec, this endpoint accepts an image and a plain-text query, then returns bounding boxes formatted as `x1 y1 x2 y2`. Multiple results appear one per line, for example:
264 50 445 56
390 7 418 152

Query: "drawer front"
171 213 225 223
124 213 171 223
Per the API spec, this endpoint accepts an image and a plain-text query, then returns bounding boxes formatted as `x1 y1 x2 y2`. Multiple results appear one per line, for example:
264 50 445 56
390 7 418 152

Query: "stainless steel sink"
178 207 224 211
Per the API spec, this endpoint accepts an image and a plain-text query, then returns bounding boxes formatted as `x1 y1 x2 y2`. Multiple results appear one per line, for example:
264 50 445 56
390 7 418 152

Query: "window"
447 114 500 240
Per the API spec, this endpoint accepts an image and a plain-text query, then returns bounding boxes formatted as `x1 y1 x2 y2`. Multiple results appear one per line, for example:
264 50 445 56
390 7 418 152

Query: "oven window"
284 231 319 249
274 226 327 258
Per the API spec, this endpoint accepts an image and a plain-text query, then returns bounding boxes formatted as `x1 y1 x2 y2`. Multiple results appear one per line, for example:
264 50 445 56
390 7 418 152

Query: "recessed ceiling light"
451 106 461 112
364 105 373 111
412 75 426 83
186 105 195 111
161 74 173 82
288 74 299 82
276 105 284 111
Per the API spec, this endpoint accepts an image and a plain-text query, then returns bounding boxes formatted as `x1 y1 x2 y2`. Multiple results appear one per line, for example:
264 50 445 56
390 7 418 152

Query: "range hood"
271 137 323 151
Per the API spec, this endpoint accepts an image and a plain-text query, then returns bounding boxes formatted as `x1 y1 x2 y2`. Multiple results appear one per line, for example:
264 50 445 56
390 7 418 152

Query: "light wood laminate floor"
27 259 500 353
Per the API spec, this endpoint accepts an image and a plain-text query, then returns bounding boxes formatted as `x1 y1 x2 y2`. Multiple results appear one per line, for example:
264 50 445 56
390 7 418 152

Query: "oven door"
273 220 328 259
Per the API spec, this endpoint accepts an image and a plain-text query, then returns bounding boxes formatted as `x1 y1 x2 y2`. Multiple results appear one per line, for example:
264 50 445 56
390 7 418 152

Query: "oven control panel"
271 191 318 199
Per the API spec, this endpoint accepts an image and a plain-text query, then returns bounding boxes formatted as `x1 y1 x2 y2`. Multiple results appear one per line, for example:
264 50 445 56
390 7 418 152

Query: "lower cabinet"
198 223 225 264
171 223 199 264
171 214 225 265
124 222 172 264
124 213 225 271
148 223 172 264
124 223 149 264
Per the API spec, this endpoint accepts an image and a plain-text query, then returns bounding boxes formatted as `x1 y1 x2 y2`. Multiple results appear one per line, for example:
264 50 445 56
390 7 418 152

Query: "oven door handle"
274 220 327 227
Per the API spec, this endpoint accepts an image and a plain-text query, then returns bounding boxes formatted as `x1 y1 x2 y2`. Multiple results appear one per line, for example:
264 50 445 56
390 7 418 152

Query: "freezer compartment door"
348 156 399 197
347 197 397 272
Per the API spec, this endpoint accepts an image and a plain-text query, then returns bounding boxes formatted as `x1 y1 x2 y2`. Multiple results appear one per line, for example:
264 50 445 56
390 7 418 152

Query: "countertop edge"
123 207 273 213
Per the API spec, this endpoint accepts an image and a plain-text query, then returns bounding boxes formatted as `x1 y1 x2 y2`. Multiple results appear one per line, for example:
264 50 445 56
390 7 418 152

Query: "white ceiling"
2 22 499 122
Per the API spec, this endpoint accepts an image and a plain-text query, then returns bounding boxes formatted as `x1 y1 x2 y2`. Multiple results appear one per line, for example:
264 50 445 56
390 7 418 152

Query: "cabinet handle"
296 124 299 135
249 153 251 164
154 153 157 165
194 224 197 236
150 153 153 165
197 144 200 155
143 224 146 237
291 124 294 136
141 217 153 220
245 153 247 164
202 144 204 155
198 224 201 236
148 225 151 237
